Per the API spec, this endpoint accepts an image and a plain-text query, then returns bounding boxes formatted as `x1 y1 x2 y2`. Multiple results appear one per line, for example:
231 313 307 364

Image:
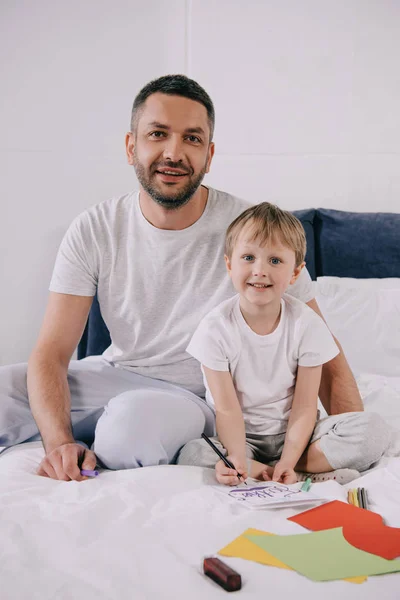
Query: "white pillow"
314 277 400 378
315 276 400 292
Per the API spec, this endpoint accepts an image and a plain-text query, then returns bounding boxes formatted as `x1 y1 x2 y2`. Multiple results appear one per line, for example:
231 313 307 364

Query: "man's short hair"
130 74 215 141
225 202 306 267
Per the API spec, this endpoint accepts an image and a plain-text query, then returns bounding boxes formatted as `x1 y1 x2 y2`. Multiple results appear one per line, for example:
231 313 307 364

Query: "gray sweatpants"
0 358 215 469
177 411 391 473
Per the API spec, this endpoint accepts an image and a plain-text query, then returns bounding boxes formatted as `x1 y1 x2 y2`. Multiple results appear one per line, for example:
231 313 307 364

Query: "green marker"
301 477 312 492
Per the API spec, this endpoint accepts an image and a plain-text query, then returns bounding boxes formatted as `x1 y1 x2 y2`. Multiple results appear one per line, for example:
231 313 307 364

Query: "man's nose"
162 136 184 162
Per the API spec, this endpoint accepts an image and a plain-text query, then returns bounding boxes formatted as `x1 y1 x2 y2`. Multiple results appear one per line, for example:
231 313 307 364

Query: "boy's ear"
224 254 232 276
290 261 306 285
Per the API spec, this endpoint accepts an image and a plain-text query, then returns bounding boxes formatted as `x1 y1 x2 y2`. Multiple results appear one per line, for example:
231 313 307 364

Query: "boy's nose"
252 261 268 277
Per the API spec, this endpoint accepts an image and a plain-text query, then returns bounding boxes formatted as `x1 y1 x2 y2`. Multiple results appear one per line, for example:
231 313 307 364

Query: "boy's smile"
247 282 273 290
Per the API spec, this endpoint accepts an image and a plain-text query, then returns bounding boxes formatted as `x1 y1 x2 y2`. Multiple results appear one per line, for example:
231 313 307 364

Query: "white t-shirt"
186 294 339 434
49 187 315 396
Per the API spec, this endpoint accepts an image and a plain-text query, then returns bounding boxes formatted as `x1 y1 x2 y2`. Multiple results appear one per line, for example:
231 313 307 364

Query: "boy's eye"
243 255 255 261
270 257 281 265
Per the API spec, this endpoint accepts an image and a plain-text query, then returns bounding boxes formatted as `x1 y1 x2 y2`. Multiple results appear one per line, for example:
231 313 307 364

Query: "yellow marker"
352 489 359 507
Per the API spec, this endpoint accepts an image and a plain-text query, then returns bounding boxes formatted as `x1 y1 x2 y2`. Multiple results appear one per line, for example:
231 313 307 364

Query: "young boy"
177 203 389 485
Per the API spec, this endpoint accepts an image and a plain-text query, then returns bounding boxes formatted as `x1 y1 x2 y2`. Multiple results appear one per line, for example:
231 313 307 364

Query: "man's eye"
186 135 201 143
243 255 254 261
270 257 281 265
149 131 166 138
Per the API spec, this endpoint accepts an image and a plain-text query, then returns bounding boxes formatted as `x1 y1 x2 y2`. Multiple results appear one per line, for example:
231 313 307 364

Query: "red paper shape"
289 500 400 560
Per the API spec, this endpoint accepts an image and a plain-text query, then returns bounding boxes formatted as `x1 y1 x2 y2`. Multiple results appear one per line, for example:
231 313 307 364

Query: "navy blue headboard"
78 293 111 359
77 208 400 359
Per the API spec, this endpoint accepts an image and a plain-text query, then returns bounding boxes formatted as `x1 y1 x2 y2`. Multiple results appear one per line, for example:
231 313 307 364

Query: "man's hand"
215 455 248 486
37 443 97 481
271 461 297 484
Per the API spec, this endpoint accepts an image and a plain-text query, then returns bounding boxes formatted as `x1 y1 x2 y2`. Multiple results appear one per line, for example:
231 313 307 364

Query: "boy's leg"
177 437 255 469
177 437 224 468
296 411 391 473
244 432 285 480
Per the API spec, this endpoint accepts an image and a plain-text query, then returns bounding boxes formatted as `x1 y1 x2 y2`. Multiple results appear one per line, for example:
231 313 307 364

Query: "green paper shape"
245 527 400 582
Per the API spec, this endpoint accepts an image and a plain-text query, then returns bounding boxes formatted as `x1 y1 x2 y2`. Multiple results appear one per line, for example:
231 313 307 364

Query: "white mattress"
1 373 399 600
1 277 400 599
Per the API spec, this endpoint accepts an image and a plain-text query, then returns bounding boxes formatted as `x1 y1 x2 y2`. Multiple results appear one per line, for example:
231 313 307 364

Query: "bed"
1 208 399 599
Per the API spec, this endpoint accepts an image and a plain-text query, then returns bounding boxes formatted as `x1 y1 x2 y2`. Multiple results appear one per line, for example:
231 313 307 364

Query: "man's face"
126 93 214 209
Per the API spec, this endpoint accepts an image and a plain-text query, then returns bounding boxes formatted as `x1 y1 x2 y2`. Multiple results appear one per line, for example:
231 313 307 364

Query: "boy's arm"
275 364 321 479
306 298 363 414
203 366 248 484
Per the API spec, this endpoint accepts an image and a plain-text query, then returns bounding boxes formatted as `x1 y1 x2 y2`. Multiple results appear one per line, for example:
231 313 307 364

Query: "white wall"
1 0 399 364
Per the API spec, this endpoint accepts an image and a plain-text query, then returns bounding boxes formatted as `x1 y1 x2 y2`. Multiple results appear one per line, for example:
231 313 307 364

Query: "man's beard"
134 154 207 210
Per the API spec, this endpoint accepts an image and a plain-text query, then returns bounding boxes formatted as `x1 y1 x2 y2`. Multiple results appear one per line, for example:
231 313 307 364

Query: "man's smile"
154 167 190 183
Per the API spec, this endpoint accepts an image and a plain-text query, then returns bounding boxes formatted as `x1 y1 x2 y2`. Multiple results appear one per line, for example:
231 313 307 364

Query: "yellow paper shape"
219 528 367 584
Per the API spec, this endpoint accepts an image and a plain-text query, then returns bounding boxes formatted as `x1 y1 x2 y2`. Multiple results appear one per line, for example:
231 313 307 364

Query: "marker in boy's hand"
215 455 248 486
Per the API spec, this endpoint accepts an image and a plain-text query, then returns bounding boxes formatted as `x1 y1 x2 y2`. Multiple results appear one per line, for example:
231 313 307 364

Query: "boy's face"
225 226 304 311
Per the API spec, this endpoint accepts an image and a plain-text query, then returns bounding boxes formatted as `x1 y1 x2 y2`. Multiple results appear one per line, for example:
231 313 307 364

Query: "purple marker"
80 469 99 477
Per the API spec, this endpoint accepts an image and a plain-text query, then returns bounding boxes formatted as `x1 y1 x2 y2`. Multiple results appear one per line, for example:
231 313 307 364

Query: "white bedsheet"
1 374 399 600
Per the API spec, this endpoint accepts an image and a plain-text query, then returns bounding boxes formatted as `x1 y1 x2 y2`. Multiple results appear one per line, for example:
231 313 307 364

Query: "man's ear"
125 132 135 166
289 261 306 285
224 254 232 277
205 142 215 173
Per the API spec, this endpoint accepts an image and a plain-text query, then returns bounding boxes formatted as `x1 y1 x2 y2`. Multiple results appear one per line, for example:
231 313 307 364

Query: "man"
0 75 364 481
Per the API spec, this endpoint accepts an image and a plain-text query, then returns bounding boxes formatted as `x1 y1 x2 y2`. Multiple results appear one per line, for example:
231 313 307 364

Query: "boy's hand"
271 461 297 484
215 455 248 486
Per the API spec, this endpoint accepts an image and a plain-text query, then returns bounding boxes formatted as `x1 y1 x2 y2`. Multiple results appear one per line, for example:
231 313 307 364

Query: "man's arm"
306 298 363 414
27 292 96 480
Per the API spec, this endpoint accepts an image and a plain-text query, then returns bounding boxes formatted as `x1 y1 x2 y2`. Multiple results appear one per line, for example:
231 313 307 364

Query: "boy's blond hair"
225 202 306 267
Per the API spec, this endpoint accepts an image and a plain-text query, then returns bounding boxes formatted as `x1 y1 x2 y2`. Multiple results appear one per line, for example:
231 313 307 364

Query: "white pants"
0 358 215 469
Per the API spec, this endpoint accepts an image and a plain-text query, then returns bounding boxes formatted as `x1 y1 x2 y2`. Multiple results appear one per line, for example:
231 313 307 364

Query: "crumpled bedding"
1 374 399 600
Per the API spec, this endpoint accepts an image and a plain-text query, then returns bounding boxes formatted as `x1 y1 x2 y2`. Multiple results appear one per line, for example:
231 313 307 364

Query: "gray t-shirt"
49 187 314 395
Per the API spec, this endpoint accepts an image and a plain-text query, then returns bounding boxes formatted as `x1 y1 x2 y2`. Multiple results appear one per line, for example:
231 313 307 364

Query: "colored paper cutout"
289 500 400 560
219 529 289 570
245 527 400 581
219 528 366 584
